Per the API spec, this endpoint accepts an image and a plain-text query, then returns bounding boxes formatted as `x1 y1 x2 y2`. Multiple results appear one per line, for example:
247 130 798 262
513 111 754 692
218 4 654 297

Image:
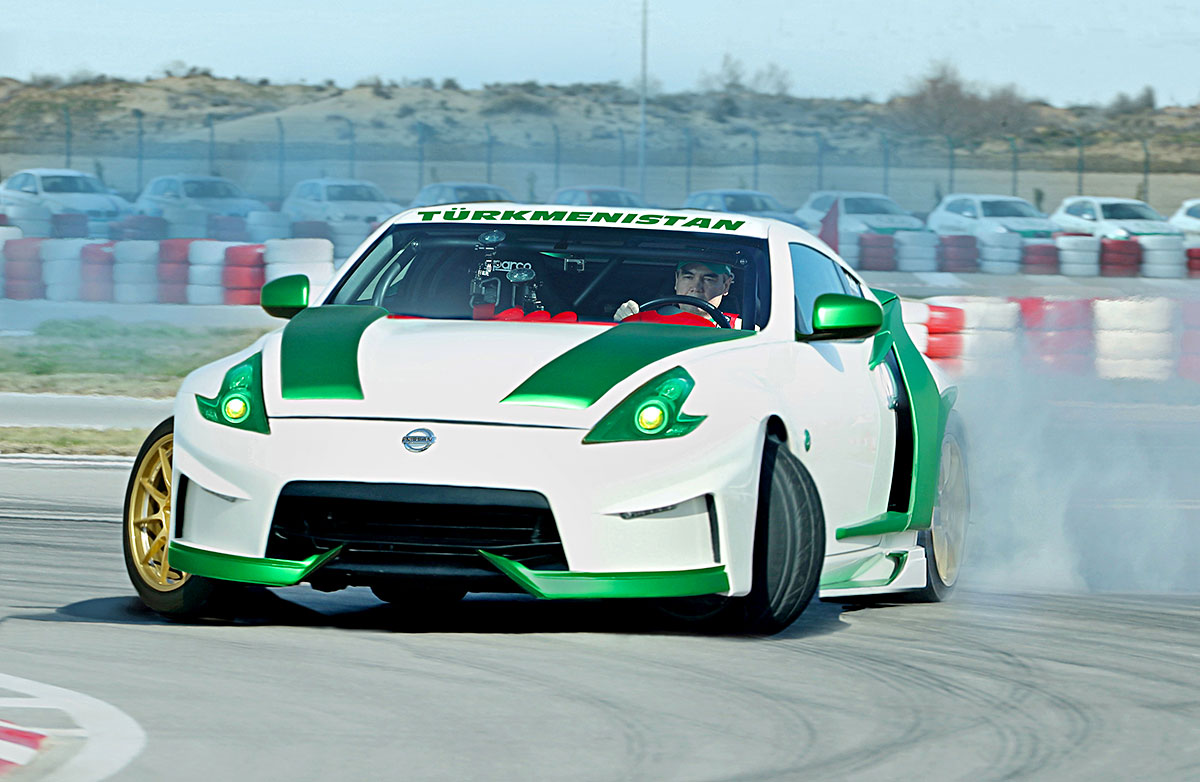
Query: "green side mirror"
261 274 310 319
803 293 883 341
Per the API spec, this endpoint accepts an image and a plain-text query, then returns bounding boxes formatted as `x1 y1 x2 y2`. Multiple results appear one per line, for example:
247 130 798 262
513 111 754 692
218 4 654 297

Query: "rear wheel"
122 418 222 617
913 412 969 601
658 434 825 635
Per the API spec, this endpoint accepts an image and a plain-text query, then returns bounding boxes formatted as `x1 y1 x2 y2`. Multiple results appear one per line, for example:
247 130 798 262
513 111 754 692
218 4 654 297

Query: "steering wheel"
638 295 732 328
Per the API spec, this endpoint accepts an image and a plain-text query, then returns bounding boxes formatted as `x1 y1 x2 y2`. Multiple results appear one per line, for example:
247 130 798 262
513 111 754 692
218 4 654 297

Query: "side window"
811 195 835 212
1065 201 1095 219
833 265 864 297
790 243 852 334
1188 205 1200 219
15 174 36 192
163 179 180 197
1080 202 1097 219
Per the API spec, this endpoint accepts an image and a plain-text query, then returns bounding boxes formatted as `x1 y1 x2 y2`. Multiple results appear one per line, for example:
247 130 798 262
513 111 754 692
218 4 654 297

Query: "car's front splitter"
168 542 343 586
480 551 729 599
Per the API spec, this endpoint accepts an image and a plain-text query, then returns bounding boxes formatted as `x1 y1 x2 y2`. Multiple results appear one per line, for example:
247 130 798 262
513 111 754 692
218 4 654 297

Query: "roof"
941 193 1031 201
15 168 92 177
419 181 509 189
688 188 776 196
295 177 382 187
553 185 638 193
809 190 891 200
1064 195 1149 205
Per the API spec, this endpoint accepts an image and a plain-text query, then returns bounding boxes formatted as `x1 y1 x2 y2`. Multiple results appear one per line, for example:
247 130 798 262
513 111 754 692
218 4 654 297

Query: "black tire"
658 434 825 635
122 418 223 618
912 411 970 602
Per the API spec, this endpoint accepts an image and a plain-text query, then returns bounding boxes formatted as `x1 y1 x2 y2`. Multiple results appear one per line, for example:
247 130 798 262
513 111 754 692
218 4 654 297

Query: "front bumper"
170 404 763 595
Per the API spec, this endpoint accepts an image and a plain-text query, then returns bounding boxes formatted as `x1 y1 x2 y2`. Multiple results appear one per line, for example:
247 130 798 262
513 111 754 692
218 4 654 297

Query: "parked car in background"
682 189 814 229
926 194 1057 243
281 178 403 224
0 168 132 235
409 181 514 208
550 186 648 208
1050 196 1183 239
1168 199 1200 237
134 174 267 218
795 191 924 235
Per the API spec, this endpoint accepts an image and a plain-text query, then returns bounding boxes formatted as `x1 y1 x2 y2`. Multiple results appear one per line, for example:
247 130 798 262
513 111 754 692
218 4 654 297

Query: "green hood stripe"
279 305 388 400
502 322 752 409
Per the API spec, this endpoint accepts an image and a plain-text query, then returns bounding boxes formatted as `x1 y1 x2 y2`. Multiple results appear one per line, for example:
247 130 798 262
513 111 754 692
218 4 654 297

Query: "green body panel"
835 511 910 541
168 542 343 586
261 274 311 319
1013 230 1052 239
195 352 270 435
279 305 387 400
480 551 729 599
869 288 954 532
819 552 908 590
501 322 752 410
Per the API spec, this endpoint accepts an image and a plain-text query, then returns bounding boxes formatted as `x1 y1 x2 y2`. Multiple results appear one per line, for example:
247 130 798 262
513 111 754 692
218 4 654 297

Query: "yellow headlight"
223 396 249 421
635 401 667 434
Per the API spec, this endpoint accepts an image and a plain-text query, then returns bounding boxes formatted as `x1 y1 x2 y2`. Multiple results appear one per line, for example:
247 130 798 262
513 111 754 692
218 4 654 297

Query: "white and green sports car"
123 204 969 634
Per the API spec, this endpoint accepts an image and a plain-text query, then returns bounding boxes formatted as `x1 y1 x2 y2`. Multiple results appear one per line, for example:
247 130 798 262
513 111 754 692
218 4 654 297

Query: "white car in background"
1050 196 1183 239
134 174 267 218
1167 199 1200 237
794 191 924 234
281 178 403 225
926 194 1057 243
0 168 132 235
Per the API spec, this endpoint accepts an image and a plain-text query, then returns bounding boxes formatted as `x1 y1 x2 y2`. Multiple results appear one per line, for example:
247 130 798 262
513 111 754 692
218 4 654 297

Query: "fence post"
276 118 286 202
881 133 890 195
205 114 216 175
63 107 72 168
416 125 427 189
1009 136 1019 196
684 127 693 197
1141 137 1150 202
945 134 956 194
1076 134 1085 195
552 123 561 190
133 109 144 194
814 133 825 190
751 129 760 190
485 123 494 184
618 128 626 188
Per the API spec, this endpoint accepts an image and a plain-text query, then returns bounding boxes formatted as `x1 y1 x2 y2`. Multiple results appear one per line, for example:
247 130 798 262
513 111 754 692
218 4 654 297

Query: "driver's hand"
614 300 639 321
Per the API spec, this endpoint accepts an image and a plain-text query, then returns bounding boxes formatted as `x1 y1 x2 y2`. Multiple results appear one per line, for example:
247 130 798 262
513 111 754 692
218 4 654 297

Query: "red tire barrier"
1183 301 1200 329
223 288 261 306
157 283 188 304
157 262 190 283
291 221 332 240
51 213 88 238
1017 298 1092 330
939 235 977 248
927 305 966 334
4 280 45 299
81 242 115 263
0 214 7 226
1100 265 1138 277
3 237 44 263
858 256 896 272
81 262 113 282
222 266 265 289
224 244 265 267
1022 245 1059 274
1181 330 1200 354
3 259 42 281
940 246 980 262
940 260 981 273
925 333 964 358
858 233 895 248
158 238 199 263
80 280 114 301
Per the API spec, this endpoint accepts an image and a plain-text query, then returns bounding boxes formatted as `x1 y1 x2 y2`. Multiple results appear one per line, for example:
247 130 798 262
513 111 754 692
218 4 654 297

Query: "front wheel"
123 418 222 617
912 412 970 602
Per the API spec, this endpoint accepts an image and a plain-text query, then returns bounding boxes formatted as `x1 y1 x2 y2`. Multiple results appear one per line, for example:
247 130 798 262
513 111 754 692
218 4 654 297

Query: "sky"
2 0 1199 107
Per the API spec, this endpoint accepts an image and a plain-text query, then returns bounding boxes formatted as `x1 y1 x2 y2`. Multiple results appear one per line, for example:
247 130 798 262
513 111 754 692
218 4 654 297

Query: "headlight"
583 367 704 444
195 353 270 434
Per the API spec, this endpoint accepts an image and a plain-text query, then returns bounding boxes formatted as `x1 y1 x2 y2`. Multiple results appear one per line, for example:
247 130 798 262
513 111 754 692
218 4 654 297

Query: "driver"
614 261 735 325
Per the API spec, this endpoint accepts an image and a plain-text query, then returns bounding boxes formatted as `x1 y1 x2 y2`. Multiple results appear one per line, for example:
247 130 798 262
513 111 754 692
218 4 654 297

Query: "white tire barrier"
188 241 241 266
185 284 225 305
895 231 940 273
113 282 158 304
3 205 52 238
1092 297 1175 332
113 240 159 265
188 264 224 287
264 238 334 264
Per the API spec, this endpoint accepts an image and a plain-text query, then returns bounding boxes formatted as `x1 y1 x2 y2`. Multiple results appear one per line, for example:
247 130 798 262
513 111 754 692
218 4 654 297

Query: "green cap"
676 261 733 276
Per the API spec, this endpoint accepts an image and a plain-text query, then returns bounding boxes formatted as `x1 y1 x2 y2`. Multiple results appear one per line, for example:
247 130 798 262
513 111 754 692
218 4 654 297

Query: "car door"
777 239 895 554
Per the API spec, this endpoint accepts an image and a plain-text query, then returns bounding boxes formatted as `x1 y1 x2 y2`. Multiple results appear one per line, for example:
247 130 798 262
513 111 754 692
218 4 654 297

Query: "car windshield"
40 175 105 194
1101 202 1162 220
326 184 387 202
981 200 1041 217
843 197 908 215
328 223 770 328
452 186 512 202
721 193 784 212
588 190 646 207
183 180 244 199
1188 205 1200 219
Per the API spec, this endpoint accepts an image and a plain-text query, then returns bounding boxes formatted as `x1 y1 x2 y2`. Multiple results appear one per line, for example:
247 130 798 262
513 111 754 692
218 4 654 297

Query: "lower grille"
266 481 566 586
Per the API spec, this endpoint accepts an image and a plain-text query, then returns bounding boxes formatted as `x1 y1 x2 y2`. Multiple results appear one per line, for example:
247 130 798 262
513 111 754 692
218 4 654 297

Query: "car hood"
846 214 925 232
43 193 128 212
983 217 1056 234
327 201 402 220
1100 219 1178 235
260 311 754 427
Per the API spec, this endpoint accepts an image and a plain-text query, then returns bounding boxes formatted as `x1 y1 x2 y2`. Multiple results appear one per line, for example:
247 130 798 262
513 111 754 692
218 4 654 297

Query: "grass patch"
0 427 146 456
0 318 271 397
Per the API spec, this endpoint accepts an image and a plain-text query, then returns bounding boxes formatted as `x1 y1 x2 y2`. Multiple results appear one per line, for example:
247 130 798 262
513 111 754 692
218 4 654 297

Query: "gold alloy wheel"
126 432 189 592
930 436 968 587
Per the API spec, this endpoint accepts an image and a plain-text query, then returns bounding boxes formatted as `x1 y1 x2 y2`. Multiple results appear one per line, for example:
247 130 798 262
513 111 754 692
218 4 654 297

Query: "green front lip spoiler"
168 542 343 586
480 551 729 599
